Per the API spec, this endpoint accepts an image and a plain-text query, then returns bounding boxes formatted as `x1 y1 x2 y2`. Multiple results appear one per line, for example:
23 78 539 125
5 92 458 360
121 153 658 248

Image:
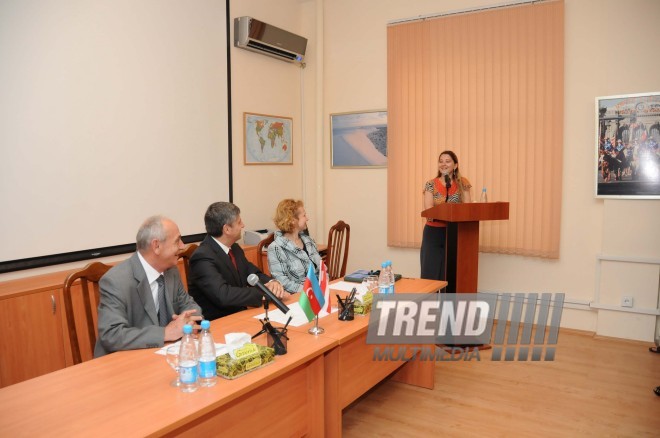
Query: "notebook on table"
344 269 402 283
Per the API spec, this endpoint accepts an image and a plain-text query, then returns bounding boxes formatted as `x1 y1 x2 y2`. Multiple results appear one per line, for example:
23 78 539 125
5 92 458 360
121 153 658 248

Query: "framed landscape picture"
330 110 387 168
595 92 660 199
244 112 293 165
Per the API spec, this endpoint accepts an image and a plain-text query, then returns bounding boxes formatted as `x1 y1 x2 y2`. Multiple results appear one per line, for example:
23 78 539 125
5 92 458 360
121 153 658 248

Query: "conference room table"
236 277 446 436
0 277 445 437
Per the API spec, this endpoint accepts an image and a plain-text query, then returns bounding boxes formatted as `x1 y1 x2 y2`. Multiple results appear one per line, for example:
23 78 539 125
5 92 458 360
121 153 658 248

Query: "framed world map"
244 112 293 165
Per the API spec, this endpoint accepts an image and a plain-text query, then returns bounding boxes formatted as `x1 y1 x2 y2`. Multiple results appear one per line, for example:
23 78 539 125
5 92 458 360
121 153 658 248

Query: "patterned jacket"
267 231 322 293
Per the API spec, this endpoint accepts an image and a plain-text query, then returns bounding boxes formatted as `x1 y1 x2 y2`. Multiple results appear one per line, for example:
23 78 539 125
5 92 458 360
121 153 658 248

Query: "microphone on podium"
247 274 290 314
444 173 451 202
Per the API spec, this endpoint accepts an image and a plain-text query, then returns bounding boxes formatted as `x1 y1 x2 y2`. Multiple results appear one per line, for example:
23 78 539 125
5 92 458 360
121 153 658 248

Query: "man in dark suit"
94 216 202 357
188 202 285 320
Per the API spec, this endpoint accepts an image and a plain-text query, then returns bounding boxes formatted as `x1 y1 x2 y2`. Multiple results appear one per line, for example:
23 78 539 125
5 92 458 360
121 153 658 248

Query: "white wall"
230 0 325 240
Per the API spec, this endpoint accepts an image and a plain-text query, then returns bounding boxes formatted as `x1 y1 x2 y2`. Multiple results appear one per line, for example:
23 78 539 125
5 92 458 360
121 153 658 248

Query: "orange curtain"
387 0 564 258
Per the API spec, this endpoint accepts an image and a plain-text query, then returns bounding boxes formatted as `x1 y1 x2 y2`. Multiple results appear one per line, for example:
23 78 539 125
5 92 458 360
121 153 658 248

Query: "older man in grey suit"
94 215 202 357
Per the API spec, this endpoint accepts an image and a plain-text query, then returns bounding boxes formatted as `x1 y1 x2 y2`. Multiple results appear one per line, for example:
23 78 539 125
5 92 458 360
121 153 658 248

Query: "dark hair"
204 202 240 237
436 150 467 200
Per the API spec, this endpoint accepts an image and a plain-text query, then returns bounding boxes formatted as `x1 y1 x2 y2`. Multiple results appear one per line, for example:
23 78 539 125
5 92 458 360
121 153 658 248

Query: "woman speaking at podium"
420 150 472 280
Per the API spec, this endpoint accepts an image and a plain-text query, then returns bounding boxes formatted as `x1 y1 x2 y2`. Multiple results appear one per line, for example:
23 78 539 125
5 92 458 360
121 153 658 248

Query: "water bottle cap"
183 324 193 334
386 260 392 266
381 262 387 268
201 320 210 330
482 187 487 191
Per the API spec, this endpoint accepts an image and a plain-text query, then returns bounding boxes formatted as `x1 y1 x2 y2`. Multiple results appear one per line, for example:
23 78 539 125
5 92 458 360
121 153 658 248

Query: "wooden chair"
326 220 350 280
256 233 275 272
178 243 198 286
319 248 328 264
62 262 111 365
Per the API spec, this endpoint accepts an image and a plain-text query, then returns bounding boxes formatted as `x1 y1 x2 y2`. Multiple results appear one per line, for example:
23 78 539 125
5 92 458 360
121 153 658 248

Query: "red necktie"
228 249 238 272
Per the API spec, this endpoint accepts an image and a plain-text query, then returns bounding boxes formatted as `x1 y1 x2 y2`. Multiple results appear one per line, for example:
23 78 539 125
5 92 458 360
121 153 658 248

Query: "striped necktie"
156 275 168 327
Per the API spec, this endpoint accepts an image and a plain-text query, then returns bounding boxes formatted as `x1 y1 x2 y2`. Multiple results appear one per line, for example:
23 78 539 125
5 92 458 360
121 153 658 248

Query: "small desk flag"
318 262 331 317
299 262 326 322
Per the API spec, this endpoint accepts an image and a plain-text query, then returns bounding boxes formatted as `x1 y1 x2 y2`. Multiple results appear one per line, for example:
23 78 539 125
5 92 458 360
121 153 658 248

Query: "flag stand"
308 315 324 335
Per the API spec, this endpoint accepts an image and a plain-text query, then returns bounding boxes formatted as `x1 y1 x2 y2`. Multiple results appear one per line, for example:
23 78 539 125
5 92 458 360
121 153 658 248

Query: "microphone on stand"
443 173 451 202
247 274 290 314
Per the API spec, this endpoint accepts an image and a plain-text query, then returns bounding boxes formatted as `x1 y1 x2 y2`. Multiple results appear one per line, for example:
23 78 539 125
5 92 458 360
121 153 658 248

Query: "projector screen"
0 1 231 272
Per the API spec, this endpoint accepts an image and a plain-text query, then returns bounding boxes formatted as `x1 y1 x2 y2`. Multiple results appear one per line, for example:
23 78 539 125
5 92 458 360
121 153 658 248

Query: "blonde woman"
267 199 322 293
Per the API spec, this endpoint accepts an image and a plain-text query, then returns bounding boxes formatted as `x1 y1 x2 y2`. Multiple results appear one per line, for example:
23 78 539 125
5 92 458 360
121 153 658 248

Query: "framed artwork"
595 92 660 199
330 110 387 168
244 112 293 165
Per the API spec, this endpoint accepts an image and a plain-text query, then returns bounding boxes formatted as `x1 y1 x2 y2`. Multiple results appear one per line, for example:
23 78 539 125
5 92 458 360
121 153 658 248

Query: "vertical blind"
387 0 564 258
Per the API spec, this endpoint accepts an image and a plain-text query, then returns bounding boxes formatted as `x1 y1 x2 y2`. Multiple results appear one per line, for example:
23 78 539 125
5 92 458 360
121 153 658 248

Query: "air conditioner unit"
234 16 307 64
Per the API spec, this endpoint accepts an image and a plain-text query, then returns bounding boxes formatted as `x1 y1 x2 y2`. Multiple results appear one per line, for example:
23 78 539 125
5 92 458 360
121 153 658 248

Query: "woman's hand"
423 190 434 209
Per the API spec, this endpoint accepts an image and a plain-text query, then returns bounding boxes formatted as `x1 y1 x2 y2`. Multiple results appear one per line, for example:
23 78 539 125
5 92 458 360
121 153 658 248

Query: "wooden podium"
421 202 509 293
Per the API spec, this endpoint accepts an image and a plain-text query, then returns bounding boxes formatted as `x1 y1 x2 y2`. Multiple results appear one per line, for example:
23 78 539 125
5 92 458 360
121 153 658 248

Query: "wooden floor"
343 329 660 437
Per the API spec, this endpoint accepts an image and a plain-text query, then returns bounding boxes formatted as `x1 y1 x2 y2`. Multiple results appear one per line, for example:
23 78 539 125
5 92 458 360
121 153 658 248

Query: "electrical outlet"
621 296 633 308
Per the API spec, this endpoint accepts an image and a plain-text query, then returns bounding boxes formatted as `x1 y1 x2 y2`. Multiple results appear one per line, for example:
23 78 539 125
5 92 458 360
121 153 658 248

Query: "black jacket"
188 235 271 320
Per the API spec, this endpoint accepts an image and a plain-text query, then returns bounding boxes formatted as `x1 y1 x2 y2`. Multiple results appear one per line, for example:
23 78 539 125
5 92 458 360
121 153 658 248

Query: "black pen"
339 299 350 319
348 287 357 304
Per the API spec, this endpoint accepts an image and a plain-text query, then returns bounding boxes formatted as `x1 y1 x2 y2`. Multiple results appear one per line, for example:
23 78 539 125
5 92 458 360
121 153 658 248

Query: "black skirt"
420 224 447 280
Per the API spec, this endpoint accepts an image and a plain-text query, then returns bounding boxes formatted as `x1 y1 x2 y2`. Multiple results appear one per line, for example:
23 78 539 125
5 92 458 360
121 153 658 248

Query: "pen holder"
337 297 355 321
266 327 288 355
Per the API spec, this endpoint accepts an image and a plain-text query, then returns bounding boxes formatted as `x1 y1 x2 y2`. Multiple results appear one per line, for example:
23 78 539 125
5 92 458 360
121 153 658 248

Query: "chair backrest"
326 220 350 280
62 262 111 365
256 233 275 272
178 243 198 286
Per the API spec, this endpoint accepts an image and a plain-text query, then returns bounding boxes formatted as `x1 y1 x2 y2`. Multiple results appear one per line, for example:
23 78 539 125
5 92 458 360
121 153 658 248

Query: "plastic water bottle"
178 324 198 393
480 187 488 203
386 260 395 294
378 262 389 294
197 320 217 387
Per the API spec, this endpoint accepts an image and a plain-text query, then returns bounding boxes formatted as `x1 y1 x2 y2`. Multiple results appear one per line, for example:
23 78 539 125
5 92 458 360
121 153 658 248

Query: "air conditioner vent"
234 16 307 64
246 40 298 61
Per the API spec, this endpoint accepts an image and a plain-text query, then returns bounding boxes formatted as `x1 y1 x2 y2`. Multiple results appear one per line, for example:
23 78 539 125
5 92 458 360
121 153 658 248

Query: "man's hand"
266 280 286 299
165 309 202 341
281 290 298 304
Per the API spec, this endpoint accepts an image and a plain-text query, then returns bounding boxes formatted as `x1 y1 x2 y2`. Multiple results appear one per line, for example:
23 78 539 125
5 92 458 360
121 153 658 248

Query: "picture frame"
244 112 293 165
330 110 387 168
595 92 660 199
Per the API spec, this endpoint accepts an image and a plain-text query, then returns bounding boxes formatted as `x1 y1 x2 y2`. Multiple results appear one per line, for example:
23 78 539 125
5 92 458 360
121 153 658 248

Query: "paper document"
253 302 338 327
155 341 226 355
329 281 361 292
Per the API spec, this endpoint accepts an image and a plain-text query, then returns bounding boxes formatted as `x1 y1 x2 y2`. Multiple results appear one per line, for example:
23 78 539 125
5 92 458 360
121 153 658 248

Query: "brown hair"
273 199 304 233
436 150 467 201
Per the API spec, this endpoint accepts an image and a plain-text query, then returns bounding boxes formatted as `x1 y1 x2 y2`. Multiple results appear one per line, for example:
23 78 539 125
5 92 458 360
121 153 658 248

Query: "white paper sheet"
155 341 226 355
329 281 361 292
253 302 338 327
